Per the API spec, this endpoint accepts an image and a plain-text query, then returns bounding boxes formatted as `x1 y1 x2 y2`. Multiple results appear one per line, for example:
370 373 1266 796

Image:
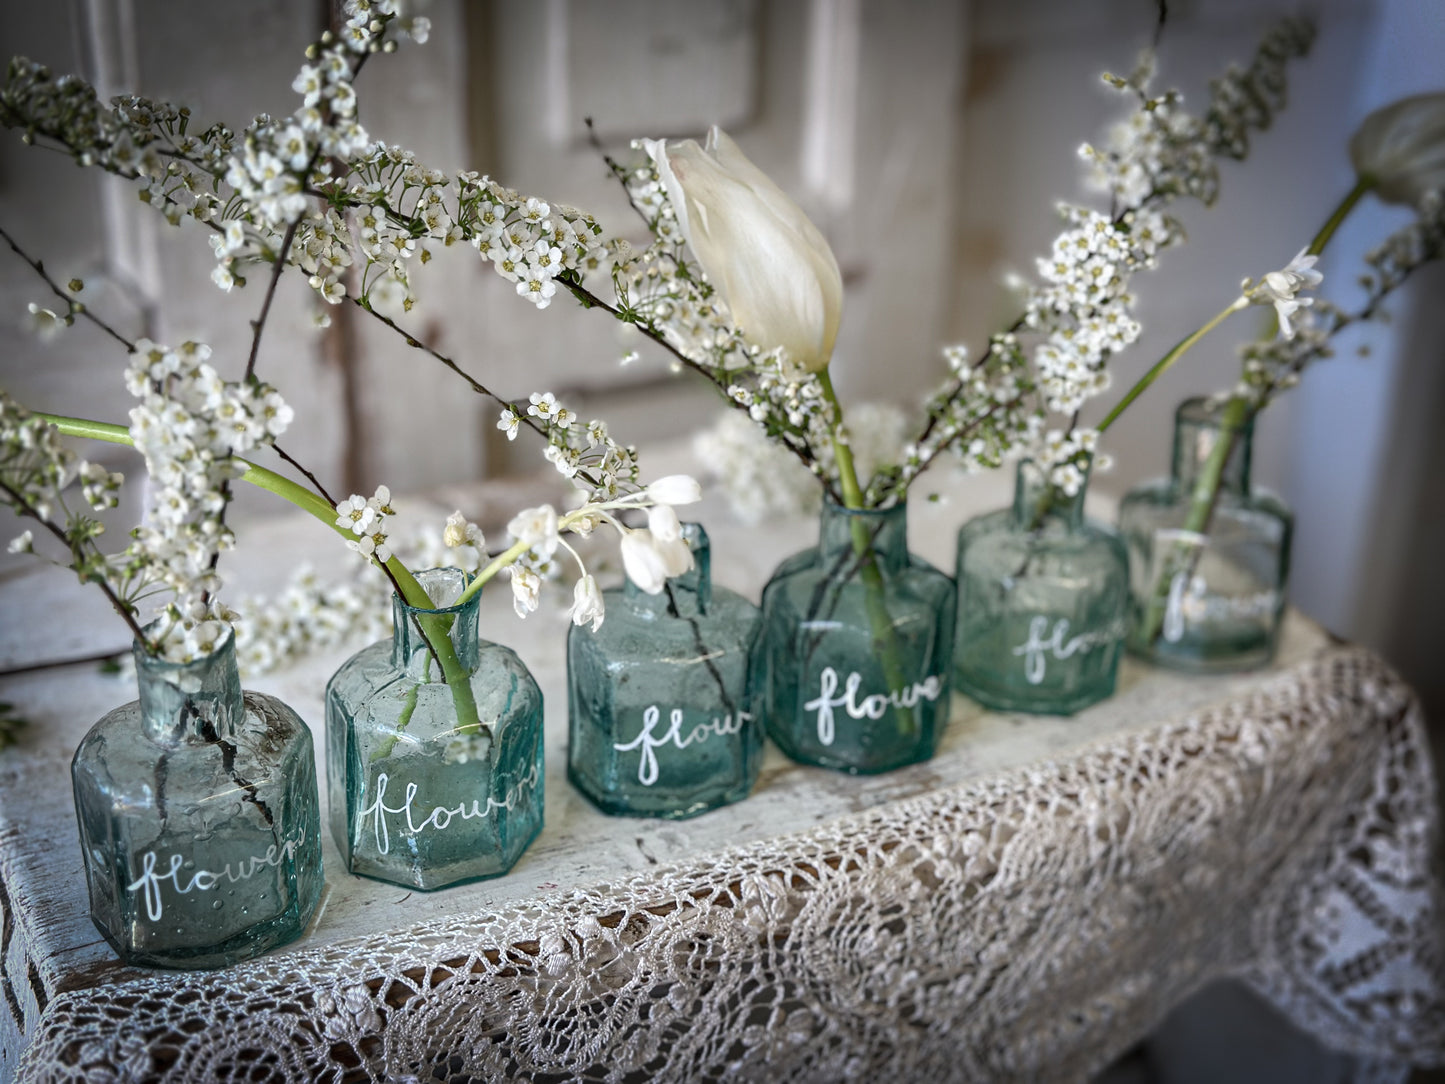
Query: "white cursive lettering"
1163 573 1280 643
612 705 751 786
802 667 943 746
355 762 541 856
126 834 305 923
1010 616 1124 685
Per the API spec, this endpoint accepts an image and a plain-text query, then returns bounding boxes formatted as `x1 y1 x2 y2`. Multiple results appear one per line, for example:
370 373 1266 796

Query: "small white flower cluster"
1080 19 1315 209
231 515 485 677
693 412 820 525
879 335 1039 502
232 564 390 676
0 390 120 560
499 391 640 502
125 339 292 660
290 155 606 314
1036 430 1106 498
990 19 1316 494
497 474 702 628
334 484 395 563
3 3 448 310
1028 206 1162 415
1233 192 1445 408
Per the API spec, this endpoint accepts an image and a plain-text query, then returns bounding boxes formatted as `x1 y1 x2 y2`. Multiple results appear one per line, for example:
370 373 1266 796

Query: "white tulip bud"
645 128 843 372
1350 92 1445 208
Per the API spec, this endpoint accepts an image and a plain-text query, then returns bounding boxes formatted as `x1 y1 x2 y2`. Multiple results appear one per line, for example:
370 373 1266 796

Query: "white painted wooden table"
0 462 1441 1083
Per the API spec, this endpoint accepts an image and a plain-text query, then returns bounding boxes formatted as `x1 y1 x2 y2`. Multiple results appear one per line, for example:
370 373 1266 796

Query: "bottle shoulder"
958 512 1126 567
573 586 761 662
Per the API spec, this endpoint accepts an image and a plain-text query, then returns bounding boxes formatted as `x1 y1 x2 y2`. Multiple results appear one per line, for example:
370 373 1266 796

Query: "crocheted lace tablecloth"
0 474 1441 1083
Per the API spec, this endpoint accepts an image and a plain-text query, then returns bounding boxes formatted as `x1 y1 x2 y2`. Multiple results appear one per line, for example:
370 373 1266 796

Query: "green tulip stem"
37 412 485 736
814 370 915 737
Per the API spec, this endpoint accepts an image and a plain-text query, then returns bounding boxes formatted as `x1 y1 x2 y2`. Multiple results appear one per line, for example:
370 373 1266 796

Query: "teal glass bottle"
70 629 323 969
953 459 1129 714
752 500 956 774
325 568 544 889
1118 397 1293 671
567 524 762 818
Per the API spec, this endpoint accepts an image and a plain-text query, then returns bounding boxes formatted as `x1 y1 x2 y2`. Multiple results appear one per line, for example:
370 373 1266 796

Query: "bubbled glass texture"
70 630 323 969
1118 398 1293 672
568 525 762 819
325 568 544 890
752 501 955 774
954 460 1129 715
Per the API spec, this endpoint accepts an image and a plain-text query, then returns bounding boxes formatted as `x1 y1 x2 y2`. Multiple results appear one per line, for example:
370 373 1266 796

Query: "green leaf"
0 701 28 752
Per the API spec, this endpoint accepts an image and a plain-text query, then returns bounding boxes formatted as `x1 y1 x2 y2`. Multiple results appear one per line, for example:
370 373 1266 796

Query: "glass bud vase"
568 524 762 818
752 500 956 774
70 629 323 969
1118 397 1293 671
325 568 544 890
953 460 1129 715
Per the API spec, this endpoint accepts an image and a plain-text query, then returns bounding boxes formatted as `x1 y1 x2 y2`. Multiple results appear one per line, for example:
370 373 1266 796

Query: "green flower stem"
1138 394 1252 645
1097 297 1250 436
1309 175 1374 259
815 370 915 737
1136 174 1376 647
38 412 484 735
816 369 864 511
457 538 533 606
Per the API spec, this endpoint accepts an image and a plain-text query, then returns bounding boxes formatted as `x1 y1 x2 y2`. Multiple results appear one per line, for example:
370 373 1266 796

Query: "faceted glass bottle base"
567 527 762 818
72 689 323 970
952 462 1128 718
755 502 955 776
326 569 546 891
1118 398 1292 674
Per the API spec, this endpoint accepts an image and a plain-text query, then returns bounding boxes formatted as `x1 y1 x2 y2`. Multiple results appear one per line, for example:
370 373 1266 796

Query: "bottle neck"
818 499 909 575
1172 397 1253 495
1011 459 1086 531
136 631 245 742
391 568 481 678
624 522 712 617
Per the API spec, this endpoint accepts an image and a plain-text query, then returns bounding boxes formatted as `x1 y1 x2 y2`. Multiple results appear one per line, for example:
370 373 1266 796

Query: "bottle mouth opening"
821 497 905 518
133 622 236 669
399 567 476 614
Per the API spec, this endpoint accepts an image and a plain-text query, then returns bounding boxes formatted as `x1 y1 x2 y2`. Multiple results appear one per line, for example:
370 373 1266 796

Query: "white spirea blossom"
229 518 485 677
125 338 292 660
693 402 908 524
692 411 819 524
335 484 395 563
498 392 642 505
921 18 1316 496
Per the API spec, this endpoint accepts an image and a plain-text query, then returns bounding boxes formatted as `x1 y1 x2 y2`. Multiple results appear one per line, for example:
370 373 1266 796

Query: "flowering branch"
907 19 1317 508
0 473 146 645
0 223 132 350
